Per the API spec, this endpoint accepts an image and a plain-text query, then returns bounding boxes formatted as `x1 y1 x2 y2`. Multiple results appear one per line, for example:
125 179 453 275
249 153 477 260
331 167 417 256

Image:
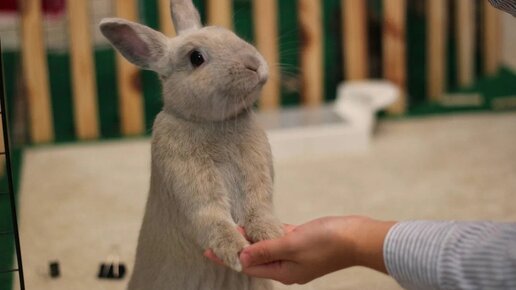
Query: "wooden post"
207 0 233 29
383 0 407 114
20 0 54 143
68 0 100 140
483 0 501 75
456 0 475 87
342 0 369 80
158 0 176 37
114 0 145 136
298 0 324 107
253 0 280 110
427 0 447 101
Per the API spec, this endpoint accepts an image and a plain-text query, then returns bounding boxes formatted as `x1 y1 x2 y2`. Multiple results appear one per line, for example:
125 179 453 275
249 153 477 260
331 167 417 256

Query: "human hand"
241 216 363 284
204 216 395 285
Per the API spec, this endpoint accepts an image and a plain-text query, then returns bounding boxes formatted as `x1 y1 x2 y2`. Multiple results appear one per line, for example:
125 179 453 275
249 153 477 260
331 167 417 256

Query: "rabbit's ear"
170 0 202 34
100 18 169 72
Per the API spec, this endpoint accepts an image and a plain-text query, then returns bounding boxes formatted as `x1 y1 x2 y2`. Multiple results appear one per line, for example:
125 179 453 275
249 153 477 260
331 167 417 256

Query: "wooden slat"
456 0 476 87
68 0 99 140
253 0 280 110
114 0 145 136
427 0 448 101
20 0 54 143
383 0 407 114
158 0 176 37
483 0 501 75
298 0 324 107
342 0 369 80
207 0 233 29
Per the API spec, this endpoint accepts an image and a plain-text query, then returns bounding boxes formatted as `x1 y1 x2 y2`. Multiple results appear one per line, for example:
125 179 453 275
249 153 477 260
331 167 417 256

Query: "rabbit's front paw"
210 230 249 272
245 216 283 243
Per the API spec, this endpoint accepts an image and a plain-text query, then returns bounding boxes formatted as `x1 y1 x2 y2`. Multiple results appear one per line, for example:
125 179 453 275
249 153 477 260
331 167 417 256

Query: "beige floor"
16 112 516 290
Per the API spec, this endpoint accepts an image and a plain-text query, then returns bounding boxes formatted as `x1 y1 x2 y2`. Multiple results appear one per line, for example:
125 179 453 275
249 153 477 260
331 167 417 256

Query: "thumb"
240 238 290 268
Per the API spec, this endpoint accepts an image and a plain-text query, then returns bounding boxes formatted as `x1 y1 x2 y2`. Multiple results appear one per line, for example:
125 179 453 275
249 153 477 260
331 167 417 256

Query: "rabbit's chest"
216 160 245 198
212 150 248 220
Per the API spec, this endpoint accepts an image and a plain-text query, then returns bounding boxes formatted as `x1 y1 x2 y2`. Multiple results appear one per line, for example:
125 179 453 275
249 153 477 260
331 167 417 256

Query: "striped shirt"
489 0 516 16
384 221 516 290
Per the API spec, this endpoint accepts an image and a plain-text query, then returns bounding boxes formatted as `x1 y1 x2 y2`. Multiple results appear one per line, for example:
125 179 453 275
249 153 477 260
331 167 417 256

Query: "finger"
240 238 290 268
203 249 225 266
242 261 290 281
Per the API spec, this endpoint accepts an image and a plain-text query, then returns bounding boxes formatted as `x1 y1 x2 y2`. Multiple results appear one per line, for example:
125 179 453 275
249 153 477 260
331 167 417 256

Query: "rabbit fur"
100 0 283 289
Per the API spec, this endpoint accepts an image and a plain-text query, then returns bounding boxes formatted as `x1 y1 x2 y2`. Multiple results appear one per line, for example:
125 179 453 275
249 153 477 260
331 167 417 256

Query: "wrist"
343 217 396 273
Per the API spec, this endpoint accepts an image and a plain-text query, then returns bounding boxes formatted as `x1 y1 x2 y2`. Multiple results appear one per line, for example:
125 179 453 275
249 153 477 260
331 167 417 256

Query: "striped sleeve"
384 221 516 290
489 0 516 16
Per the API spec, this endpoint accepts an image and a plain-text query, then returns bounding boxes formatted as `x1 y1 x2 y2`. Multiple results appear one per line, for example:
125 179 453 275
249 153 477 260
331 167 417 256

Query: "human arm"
385 221 516 290
206 216 516 289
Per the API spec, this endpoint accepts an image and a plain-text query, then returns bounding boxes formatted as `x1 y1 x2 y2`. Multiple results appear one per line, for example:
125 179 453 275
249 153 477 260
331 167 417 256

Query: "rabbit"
99 0 283 289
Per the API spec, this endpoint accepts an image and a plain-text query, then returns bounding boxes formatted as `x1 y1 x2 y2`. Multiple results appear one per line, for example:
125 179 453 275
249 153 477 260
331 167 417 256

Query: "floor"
15 112 516 290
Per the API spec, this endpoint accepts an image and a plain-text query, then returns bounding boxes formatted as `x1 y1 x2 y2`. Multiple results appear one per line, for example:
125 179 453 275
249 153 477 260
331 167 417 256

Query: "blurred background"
0 0 515 289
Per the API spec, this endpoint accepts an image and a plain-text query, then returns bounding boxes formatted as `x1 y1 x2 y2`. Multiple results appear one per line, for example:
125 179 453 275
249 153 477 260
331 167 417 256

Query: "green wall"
1 0 515 143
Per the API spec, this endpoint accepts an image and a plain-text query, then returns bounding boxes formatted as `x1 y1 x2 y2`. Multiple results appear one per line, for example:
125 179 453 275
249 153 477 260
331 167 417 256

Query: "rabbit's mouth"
250 78 266 92
241 68 267 96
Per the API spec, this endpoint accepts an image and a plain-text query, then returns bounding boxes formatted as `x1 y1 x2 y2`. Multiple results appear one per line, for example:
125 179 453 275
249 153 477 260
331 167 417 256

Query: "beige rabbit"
100 0 283 289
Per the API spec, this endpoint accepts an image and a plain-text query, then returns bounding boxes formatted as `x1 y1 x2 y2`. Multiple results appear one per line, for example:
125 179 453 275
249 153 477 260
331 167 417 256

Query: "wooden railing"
17 0 501 144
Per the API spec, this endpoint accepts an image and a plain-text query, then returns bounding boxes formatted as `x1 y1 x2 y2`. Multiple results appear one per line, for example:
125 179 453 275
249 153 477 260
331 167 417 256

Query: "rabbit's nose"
242 54 260 72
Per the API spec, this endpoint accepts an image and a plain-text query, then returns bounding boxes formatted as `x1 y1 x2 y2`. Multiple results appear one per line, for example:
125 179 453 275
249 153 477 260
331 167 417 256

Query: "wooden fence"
18 0 501 144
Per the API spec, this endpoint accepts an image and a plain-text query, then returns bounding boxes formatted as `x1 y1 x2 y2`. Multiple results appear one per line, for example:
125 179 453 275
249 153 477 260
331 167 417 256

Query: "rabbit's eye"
190 50 205 68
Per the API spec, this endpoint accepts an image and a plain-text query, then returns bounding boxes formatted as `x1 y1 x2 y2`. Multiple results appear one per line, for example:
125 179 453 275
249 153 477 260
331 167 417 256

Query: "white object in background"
334 80 399 130
260 80 399 160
